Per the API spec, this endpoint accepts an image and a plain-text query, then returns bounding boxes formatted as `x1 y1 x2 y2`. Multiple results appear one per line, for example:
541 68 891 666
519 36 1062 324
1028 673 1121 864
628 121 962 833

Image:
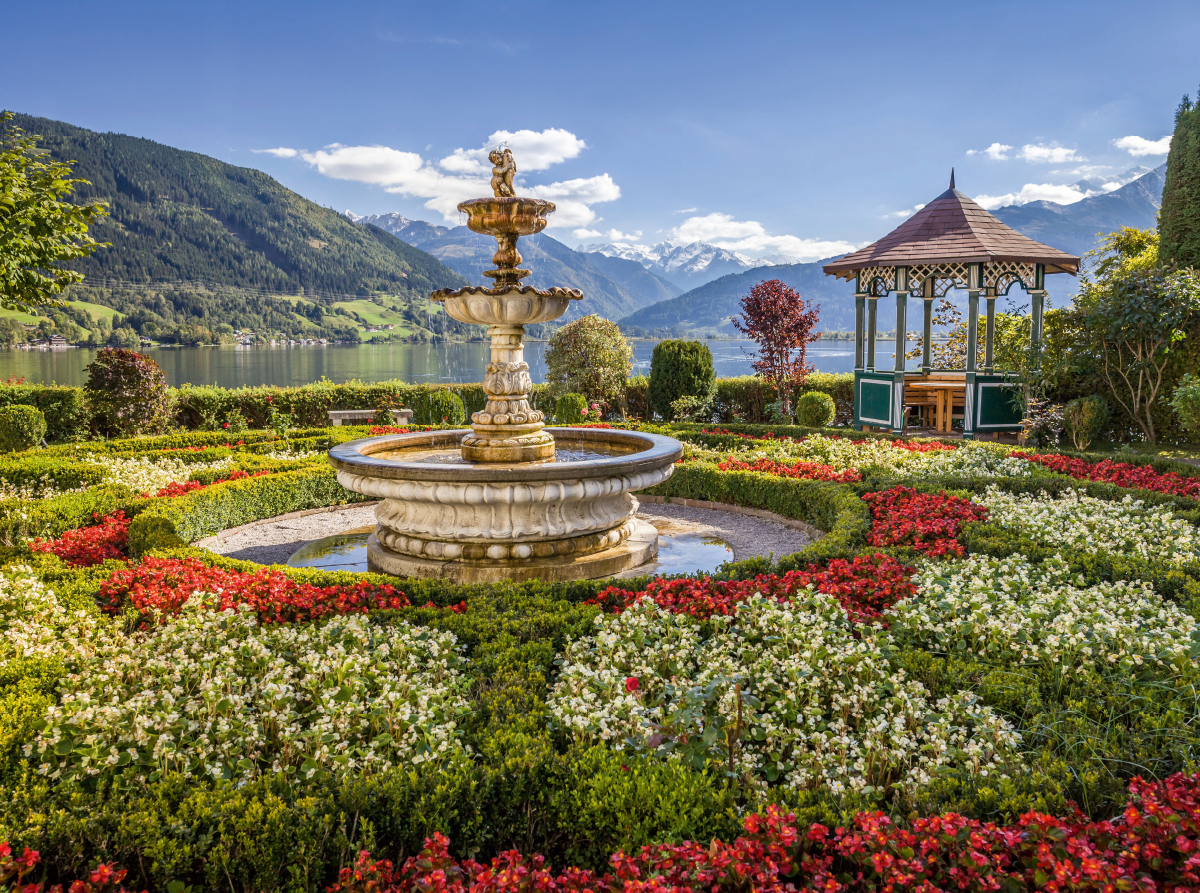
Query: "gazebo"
823 173 1080 439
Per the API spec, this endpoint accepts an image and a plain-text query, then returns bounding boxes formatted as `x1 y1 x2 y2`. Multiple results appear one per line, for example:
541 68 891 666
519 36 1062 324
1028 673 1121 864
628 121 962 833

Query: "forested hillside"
3 113 478 343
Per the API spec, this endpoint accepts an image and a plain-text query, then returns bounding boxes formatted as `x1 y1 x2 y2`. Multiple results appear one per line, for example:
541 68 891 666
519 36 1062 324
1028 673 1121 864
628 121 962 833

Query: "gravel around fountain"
199 500 814 569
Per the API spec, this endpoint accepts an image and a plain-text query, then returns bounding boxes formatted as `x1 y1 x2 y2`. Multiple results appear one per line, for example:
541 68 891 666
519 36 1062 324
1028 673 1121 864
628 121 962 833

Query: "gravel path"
200 500 814 569
634 502 811 564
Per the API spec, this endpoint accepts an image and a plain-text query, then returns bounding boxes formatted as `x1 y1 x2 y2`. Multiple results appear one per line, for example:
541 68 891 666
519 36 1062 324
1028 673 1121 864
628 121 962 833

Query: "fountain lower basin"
328 427 682 583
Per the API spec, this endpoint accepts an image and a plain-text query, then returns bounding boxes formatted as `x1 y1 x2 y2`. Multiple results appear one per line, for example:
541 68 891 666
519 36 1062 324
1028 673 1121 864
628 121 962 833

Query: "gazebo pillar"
866 296 878 370
1031 264 1046 370
920 277 934 375
963 263 982 440
854 277 866 371
891 267 908 435
984 285 997 373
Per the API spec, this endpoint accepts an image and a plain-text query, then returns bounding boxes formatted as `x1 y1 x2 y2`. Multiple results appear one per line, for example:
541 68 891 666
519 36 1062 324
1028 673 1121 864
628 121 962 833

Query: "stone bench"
328 408 415 427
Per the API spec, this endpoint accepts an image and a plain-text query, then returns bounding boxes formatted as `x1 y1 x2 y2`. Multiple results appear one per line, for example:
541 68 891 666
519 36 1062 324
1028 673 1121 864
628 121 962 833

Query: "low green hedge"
0 385 88 442
127 465 368 554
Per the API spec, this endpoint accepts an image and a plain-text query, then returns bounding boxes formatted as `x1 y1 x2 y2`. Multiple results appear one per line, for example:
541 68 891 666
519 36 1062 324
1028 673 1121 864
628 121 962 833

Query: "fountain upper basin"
328 427 683 582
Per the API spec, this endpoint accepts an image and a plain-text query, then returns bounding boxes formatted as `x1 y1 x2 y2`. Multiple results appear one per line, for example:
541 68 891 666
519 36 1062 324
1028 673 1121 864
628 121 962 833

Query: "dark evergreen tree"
1160 87 1200 269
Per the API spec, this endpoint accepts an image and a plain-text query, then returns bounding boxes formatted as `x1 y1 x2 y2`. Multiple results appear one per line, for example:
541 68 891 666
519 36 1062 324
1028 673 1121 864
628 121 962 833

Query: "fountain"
328 154 682 583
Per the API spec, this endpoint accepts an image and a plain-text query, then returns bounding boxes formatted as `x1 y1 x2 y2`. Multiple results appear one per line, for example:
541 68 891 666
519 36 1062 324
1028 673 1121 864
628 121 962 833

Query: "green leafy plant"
555 392 589 424
0 112 109 311
1062 395 1110 450
647 340 715 420
669 395 711 423
1075 231 1200 443
795 391 836 428
411 389 465 426
545 314 632 405
1170 374 1200 438
0 404 46 451
84 347 171 438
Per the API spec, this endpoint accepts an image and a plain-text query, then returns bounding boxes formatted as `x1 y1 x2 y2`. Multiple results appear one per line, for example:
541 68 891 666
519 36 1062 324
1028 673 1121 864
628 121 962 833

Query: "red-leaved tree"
732 279 821 417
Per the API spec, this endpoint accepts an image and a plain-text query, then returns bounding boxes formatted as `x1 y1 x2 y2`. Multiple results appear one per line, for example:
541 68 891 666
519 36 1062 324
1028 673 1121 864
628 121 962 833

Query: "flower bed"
716 456 862 483
30 511 130 567
1020 452 1200 497
588 554 914 624
979 485 1200 566
862 486 988 557
99 555 409 622
31 599 469 785
550 592 1018 797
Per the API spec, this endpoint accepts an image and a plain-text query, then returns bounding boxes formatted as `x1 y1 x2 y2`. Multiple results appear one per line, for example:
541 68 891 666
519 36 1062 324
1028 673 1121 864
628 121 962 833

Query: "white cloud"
975 182 1088 209
1114 134 1172 157
1017 144 1084 163
573 227 643 241
673 207 698 214
884 203 925 219
668 212 860 261
437 128 586 174
252 147 298 158
967 143 1012 160
272 128 613 226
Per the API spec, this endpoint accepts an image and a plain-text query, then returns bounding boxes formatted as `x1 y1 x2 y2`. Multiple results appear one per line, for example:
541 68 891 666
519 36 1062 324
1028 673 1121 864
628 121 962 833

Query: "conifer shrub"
0 404 46 451
84 347 171 437
795 391 836 428
1063 395 1111 450
411 389 466 426
647 340 715 420
1160 90 1200 269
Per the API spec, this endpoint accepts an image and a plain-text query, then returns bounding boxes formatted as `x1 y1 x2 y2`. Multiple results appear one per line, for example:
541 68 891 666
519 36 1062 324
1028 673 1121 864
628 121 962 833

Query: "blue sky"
3 0 1196 260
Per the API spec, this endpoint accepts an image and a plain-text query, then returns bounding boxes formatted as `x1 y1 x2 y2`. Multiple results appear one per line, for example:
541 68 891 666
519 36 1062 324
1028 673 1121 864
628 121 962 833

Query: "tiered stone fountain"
328 159 682 583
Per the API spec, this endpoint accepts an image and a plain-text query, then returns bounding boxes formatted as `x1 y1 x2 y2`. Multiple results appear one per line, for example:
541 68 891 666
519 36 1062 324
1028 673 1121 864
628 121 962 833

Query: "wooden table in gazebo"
823 173 1081 439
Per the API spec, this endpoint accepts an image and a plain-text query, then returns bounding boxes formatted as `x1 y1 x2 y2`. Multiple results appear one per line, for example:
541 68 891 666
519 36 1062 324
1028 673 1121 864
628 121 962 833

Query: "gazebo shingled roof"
823 174 1080 279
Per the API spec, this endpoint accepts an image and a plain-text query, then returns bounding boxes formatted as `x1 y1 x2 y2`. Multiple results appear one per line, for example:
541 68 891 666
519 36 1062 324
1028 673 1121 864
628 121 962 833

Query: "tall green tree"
0 111 108 311
1160 88 1200 269
1075 229 1200 443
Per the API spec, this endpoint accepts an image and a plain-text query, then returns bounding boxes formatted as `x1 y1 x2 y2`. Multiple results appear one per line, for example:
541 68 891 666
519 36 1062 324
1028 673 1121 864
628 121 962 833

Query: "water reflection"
285 525 733 577
1 339 924 388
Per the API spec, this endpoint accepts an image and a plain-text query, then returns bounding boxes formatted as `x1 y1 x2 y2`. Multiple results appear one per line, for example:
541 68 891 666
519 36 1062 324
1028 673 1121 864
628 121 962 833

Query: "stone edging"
636 495 825 540
193 501 380 548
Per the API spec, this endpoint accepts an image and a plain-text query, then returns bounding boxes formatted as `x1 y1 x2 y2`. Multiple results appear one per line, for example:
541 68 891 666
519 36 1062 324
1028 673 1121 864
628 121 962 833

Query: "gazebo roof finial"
950 168 955 190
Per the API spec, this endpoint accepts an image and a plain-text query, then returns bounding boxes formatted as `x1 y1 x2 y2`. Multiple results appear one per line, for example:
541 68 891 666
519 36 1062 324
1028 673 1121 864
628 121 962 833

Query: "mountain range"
578 240 780 290
347 214 681 322
618 163 1167 337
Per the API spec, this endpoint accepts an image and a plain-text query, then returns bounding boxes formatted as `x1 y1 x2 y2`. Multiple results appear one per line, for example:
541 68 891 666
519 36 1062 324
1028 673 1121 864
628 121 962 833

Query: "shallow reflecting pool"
286 523 733 577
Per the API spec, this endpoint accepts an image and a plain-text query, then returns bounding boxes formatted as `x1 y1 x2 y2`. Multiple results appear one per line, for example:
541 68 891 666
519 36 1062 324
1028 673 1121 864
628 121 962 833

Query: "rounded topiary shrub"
1063 395 1110 450
412 389 466 426
554 392 589 424
0 404 47 451
545 315 633 405
647 340 715 420
84 347 171 438
795 391 836 428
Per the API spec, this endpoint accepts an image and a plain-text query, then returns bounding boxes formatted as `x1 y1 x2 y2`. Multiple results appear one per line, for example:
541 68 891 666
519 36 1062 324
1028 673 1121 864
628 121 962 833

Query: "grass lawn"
1088 440 1200 463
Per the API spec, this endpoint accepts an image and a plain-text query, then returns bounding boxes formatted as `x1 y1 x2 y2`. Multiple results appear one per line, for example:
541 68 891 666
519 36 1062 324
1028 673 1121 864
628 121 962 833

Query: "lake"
1 339 926 388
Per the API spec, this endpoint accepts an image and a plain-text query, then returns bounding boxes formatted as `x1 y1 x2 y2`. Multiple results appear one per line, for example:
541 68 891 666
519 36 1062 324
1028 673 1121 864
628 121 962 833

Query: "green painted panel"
977 383 1022 426
859 379 892 425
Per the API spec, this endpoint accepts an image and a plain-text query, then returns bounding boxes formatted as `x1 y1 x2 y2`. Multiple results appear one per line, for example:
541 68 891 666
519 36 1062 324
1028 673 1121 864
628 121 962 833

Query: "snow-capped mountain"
344 211 449 246
580 240 775 290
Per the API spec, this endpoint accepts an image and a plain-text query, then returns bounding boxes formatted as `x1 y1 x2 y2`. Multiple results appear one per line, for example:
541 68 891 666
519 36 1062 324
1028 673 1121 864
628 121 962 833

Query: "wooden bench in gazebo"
822 173 1080 439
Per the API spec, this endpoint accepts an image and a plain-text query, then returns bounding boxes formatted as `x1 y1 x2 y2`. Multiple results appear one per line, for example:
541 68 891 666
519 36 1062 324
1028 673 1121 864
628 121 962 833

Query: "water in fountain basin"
373 443 637 466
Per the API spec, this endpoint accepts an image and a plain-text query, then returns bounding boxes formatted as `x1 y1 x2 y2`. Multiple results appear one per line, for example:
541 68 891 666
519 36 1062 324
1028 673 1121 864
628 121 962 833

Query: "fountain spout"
431 156 582 463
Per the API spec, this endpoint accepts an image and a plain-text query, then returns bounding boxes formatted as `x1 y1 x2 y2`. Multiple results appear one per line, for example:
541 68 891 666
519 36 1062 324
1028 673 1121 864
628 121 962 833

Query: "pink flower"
580 408 588 416
625 676 639 693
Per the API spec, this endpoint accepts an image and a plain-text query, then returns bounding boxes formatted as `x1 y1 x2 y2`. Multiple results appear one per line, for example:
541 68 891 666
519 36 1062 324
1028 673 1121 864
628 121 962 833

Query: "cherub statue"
489 148 516 197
